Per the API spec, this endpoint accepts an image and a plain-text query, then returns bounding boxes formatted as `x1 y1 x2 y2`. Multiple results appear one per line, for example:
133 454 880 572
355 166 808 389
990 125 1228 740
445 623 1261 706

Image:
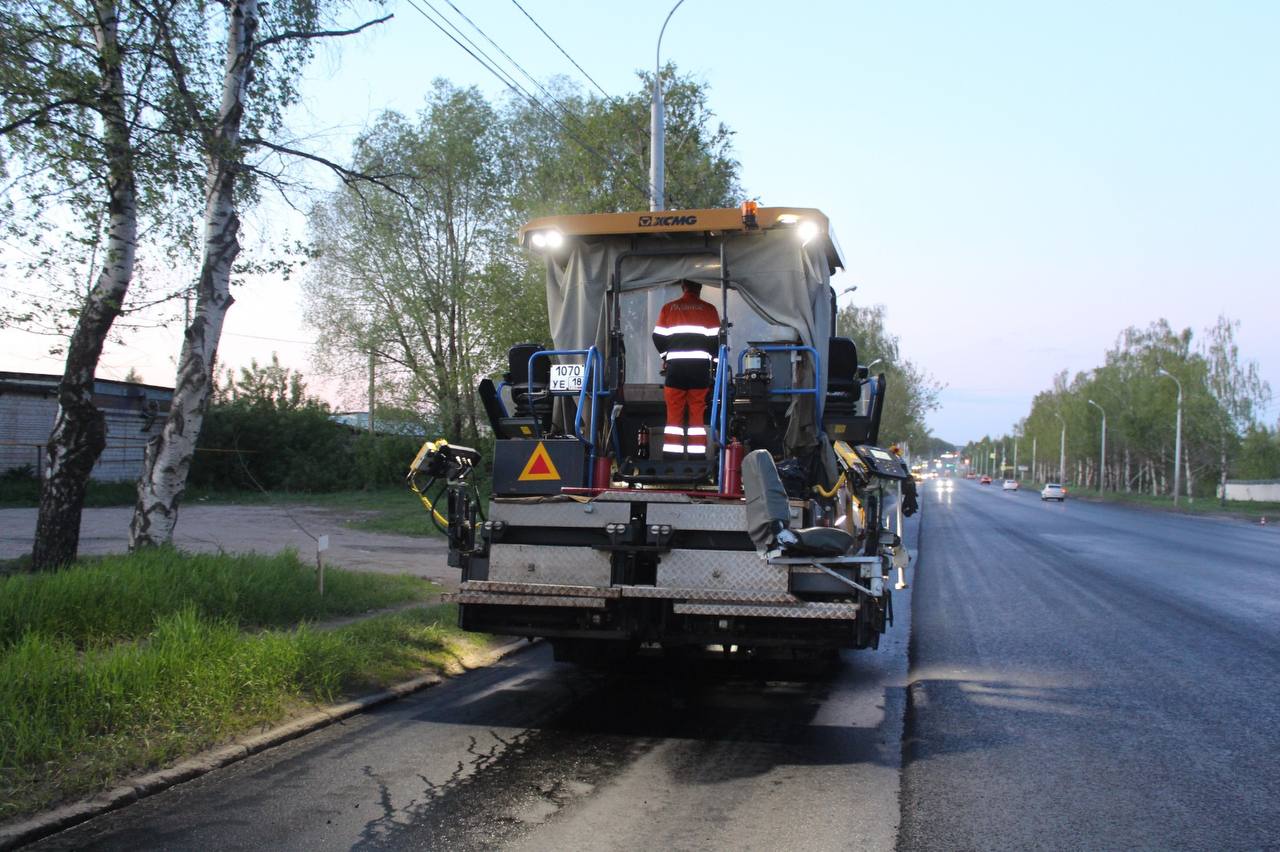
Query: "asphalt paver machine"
411 204 917 663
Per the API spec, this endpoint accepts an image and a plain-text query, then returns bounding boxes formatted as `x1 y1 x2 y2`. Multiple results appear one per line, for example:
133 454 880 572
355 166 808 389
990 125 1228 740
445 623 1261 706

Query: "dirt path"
0 504 457 589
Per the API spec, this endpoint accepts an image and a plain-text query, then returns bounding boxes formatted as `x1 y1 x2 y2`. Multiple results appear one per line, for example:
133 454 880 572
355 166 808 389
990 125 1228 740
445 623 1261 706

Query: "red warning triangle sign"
518 442 561 481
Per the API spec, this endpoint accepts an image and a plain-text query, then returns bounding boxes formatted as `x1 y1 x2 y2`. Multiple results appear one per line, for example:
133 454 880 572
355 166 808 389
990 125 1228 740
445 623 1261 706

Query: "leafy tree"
502 66 741 217
214 353 314 410
1202 316 1272 501
306 82 509 441
835 303 941 451
304 70 743 442
2 0 201 569
972 316 1270 498
129 0 392 549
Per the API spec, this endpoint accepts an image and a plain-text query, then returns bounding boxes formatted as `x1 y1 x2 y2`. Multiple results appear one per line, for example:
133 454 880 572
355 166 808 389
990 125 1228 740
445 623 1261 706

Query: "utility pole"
367 350 376 436
1158 369 1183 505
1031 435 1037 484
1088 399 1107 493
649 1 686 211
1054 412 1067 484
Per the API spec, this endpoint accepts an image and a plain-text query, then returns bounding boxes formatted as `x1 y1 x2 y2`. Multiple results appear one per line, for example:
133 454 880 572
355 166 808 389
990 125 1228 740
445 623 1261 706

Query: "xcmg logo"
638 215 698 227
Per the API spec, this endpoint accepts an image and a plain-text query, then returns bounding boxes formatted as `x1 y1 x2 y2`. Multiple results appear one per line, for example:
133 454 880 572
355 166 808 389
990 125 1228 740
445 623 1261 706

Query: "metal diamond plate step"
459 580 619 598
671 601 861 620
616 585 798 604
447 592 606 609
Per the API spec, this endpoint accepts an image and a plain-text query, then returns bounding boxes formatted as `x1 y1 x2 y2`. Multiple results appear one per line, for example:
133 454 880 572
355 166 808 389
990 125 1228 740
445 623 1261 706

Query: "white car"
1041 483 1067 502
1002 479 1019 491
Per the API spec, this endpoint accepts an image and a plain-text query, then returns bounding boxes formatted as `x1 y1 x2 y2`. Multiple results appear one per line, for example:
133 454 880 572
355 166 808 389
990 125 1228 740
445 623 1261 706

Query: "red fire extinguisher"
721 439 744 495
592 454 613 489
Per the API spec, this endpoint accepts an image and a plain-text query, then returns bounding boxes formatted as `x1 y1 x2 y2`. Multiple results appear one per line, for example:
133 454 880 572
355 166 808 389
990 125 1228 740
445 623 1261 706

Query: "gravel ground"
0 504 456 588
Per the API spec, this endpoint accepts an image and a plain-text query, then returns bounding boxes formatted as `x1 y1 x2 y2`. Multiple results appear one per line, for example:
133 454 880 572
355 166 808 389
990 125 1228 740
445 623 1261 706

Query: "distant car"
979 475 992 484
965 472 976 479
1002 479 1019 491
1041 483 1067 502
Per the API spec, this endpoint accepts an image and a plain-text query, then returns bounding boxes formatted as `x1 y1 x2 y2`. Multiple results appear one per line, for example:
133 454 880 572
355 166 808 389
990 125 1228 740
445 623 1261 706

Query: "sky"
3 0 1278 443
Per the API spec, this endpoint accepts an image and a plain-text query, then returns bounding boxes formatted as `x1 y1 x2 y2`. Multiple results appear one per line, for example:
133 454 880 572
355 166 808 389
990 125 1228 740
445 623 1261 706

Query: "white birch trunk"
130 0 258 548
31 0 138 569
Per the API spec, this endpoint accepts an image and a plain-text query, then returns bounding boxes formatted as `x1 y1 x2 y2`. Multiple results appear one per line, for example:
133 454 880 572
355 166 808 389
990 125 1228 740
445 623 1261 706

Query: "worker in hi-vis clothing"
652 280 720 458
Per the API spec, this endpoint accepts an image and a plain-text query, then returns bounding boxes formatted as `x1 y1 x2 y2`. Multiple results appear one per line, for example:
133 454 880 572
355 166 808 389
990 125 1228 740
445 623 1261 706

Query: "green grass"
0 603 484 821
0 549 435 648
1065 488 1280 520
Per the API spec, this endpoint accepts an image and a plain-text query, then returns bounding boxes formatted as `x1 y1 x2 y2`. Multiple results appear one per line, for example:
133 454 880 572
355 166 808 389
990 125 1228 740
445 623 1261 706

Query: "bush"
188 404 425 493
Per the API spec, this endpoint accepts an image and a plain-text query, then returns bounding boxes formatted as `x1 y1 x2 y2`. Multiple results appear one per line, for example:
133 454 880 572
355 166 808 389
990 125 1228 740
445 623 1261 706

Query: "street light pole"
1157 369 1184 506
1054 412 1066 484
1087 399 1106 493
1031 435 1037 484
649 0 686 212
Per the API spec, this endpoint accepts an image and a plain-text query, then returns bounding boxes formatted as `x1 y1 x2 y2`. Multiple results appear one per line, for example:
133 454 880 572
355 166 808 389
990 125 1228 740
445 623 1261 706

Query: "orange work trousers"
662 386 709 458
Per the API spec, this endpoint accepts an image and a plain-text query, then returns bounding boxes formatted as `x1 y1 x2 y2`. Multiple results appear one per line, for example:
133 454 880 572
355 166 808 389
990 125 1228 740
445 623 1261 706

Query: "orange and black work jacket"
652 291 720 389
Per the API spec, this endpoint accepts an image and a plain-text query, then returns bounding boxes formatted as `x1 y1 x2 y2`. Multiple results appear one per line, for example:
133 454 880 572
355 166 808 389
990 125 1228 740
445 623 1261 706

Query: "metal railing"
736 344 824 423
527 347 609 484
708 344 732 478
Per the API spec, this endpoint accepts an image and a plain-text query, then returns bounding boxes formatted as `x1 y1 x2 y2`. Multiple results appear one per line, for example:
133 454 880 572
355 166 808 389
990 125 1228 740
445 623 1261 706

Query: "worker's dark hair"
680 279 702 294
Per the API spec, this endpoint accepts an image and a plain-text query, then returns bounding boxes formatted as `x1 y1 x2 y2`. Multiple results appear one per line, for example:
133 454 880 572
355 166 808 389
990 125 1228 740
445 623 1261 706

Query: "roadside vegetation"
0 549 483 821
1061 488 1280 521
967 317 1276 500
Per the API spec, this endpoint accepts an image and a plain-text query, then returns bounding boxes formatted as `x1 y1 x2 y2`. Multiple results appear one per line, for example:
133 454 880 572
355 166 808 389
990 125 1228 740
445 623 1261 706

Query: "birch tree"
1202 315 1272 502
129 0 391 548
2 0 202 569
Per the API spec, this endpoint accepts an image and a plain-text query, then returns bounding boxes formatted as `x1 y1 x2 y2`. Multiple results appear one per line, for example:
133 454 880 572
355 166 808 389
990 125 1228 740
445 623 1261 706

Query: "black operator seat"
823 336 877 444
826 337 861 412
504 342 553 430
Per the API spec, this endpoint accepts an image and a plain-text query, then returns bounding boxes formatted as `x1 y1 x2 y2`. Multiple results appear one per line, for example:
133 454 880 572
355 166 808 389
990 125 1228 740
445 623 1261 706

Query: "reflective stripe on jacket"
652 292 719 363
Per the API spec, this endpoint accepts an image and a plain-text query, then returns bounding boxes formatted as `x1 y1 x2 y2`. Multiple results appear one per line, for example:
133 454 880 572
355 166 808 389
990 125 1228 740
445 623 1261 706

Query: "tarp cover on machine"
543 229 835 454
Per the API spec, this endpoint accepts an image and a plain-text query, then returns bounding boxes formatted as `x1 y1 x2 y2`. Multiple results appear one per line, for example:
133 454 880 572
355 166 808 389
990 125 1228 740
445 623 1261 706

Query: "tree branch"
254 13 392 49
242 136 411 200
0 98 95 136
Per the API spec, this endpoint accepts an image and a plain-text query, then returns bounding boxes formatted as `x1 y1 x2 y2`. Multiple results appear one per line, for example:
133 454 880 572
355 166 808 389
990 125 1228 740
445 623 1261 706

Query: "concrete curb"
0 637 536 851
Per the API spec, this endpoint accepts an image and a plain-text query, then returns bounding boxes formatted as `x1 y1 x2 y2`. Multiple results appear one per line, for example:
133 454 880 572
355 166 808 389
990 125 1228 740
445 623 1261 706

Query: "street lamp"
649 0 686 212
1053 412 1066 484
1087 399 1107 493
1157 368 1184 506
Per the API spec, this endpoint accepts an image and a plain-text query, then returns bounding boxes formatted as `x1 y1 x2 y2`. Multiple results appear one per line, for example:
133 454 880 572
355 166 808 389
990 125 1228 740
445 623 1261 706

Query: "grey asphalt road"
0 504 456 587
899 480 1280 851
29 521 918 852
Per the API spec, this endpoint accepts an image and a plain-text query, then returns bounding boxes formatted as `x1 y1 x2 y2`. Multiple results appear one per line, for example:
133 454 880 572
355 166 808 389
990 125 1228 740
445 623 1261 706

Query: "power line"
439 0 647 175
498 0 668 203
507 0 614 101
428 0 648 195
403 0 656 204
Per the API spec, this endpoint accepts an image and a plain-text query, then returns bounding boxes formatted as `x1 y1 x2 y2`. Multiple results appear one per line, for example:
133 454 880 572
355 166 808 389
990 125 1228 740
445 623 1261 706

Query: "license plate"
549 363 584 392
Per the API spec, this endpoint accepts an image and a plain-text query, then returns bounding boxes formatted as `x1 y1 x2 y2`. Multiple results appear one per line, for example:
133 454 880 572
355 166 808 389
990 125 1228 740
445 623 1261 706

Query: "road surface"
0 504 456 587
900 480 1280 850
27 484 1280 850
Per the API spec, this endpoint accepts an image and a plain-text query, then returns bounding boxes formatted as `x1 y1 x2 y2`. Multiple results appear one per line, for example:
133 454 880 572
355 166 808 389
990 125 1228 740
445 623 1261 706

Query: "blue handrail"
493 380 510 417
708 344 731 481
527 347 608 486
736 344 824 422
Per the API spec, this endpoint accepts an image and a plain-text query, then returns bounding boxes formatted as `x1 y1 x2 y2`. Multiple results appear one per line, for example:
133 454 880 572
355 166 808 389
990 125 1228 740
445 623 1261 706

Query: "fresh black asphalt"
899 481 1280 850
27 484 1280 850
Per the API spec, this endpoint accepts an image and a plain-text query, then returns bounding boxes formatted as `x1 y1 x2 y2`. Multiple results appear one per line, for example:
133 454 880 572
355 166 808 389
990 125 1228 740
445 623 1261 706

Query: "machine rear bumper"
447 578 880 650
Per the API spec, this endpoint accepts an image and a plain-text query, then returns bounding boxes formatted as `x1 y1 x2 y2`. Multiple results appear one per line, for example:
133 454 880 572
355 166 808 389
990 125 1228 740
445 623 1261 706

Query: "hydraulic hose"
812 471 847 499
408 475 449 529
